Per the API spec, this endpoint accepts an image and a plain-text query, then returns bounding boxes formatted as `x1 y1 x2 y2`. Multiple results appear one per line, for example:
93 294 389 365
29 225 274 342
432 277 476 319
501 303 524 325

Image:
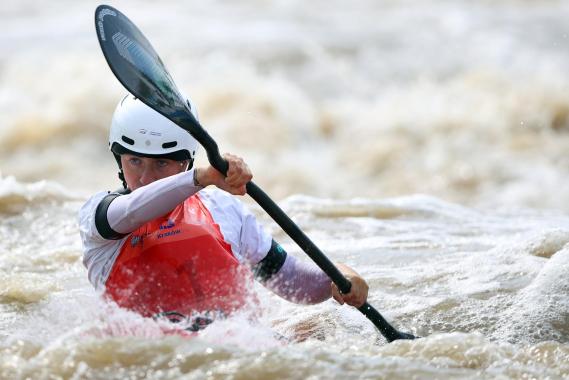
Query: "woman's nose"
138 166 156 186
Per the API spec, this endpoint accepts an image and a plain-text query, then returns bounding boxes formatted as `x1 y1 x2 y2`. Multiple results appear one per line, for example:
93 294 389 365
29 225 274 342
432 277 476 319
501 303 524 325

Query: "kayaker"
78 93 369 331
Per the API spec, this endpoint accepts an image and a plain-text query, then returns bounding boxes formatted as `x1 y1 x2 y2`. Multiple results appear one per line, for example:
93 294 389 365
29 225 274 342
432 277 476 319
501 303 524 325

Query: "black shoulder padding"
253 239 288 282
95 192 128 240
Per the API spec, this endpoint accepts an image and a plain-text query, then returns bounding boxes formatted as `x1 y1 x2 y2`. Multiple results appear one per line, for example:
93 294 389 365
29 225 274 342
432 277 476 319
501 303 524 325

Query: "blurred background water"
1 1 568 379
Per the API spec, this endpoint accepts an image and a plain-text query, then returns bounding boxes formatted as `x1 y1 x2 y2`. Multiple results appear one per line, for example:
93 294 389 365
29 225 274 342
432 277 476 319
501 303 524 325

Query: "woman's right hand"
195 153 252 195
331 263 369 308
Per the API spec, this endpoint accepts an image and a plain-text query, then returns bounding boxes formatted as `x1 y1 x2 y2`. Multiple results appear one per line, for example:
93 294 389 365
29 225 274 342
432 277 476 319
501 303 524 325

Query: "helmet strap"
113 153 128 190
117 169 128 190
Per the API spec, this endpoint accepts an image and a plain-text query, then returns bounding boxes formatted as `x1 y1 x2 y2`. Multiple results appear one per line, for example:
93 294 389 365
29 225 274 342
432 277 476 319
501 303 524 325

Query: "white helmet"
109 93 199 162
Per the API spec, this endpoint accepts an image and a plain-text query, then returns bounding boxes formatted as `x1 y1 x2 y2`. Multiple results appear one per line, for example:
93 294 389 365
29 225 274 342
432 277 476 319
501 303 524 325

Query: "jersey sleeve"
262 254 332 304
238 201 274 266
78 191 126 289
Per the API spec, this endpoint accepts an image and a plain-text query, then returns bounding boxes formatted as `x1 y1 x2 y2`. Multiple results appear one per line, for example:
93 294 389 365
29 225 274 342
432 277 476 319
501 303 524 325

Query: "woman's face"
121 154 188 191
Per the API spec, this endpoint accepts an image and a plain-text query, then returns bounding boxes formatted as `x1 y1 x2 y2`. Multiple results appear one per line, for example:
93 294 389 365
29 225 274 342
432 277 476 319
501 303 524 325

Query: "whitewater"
1 1 568 379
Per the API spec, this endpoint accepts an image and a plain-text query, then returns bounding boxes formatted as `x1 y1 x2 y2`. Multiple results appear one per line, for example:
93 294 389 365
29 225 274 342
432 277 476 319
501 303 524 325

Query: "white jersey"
78 169 331 304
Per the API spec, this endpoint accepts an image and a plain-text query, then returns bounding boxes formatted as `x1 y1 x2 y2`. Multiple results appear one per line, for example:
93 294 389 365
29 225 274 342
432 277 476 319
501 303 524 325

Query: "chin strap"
113 153 128 190
117 170 128 189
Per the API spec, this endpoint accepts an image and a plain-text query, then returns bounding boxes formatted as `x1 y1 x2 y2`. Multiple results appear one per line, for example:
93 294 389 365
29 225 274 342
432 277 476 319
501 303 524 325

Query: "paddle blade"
95 5 226 173
94 5 190 121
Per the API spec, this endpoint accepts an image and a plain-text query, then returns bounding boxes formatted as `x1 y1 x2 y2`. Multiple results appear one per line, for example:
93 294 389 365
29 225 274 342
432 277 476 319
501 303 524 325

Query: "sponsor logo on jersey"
159 219 176 230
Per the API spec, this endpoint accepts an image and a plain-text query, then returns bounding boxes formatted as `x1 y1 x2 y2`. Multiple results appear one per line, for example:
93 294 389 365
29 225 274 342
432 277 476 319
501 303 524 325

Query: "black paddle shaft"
95 4 416 342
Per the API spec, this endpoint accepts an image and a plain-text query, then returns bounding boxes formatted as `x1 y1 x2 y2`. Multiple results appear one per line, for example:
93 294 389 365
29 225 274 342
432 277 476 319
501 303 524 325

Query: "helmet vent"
121 135 135 145
162 141 178 149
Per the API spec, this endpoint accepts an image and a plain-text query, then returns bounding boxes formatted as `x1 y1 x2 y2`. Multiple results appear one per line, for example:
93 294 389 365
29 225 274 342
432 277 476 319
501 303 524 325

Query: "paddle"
94 4 416 342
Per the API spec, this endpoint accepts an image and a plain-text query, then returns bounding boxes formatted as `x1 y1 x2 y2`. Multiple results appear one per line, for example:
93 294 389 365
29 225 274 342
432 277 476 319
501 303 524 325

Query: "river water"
1 0 568 379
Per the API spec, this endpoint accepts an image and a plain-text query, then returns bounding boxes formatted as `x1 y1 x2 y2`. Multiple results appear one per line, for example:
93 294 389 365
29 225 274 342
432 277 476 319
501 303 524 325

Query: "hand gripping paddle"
94 4 416 342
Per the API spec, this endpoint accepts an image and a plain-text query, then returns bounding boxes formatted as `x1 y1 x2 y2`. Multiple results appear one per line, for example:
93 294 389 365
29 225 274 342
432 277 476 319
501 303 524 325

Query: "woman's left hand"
331 263 369 308
195 153 252 195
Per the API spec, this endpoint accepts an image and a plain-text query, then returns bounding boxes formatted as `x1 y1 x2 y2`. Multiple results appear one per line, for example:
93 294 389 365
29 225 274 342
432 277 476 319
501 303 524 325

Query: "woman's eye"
156 160 169 168
129 158 141 165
